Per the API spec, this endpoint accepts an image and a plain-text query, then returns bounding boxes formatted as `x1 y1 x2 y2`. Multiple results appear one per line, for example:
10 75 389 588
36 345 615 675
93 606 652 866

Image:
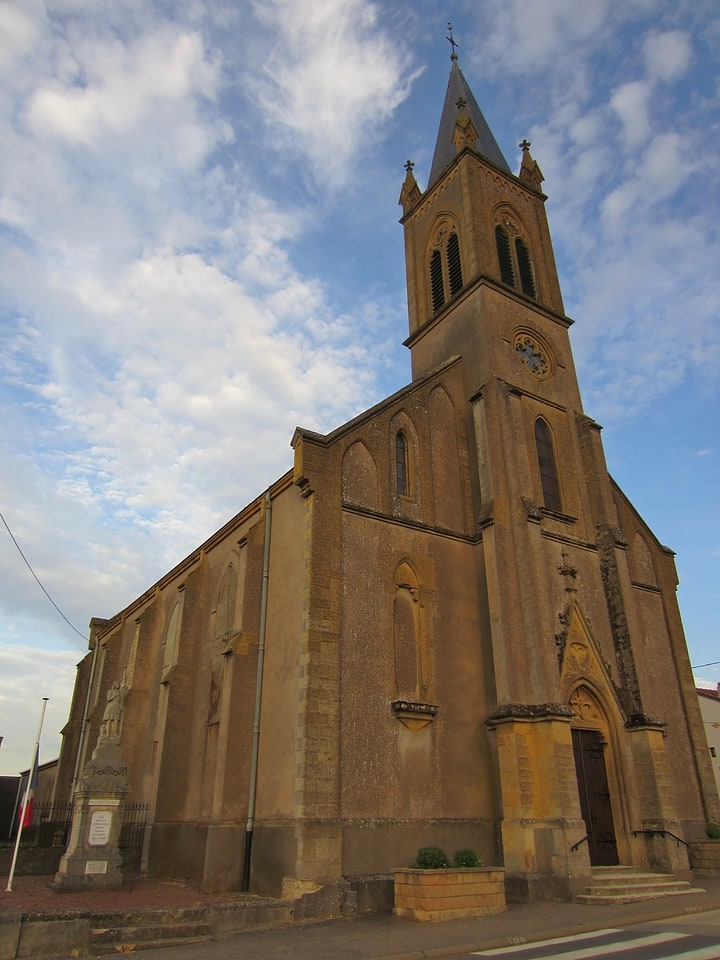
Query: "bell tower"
396 40 717 902
399 46 576 412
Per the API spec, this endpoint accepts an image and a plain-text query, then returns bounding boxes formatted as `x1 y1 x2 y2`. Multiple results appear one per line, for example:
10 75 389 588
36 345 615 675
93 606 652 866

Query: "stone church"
55 51 719 904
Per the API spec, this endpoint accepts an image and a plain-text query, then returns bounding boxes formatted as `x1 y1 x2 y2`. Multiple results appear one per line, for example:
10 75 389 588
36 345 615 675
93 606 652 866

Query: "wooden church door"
571 728 619 866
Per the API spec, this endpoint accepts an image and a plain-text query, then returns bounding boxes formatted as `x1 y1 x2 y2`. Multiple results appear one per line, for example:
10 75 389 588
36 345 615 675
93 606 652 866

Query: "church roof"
427 57 511 187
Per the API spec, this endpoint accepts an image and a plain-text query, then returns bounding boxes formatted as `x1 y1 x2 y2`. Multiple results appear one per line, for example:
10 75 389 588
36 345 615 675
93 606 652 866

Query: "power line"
0 510 87 642
693 661 720 670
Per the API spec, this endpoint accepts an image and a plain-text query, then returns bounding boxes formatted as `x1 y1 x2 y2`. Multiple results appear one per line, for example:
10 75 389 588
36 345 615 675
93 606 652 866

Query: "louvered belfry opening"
429 229 464 316
447 232 463 296
516 238 536 299
430 248 445 313
495 225 515 287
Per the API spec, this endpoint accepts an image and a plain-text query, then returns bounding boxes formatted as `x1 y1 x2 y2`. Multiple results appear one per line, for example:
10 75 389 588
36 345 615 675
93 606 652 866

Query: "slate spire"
427 42 511 188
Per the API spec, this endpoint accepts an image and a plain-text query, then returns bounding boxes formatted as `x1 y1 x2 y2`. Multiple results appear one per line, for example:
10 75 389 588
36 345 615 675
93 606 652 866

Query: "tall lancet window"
495 226 515 287
396 431 409 496
495 214 538 300
447 232 463 296
534 418 561 512
428 221 464 314
430 249 444 313
516 238 536 298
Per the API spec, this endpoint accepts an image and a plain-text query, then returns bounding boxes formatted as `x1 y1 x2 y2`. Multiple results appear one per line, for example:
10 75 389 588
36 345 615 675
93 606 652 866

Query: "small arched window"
534 418 561 512
428 226 463 314
396 432 409 496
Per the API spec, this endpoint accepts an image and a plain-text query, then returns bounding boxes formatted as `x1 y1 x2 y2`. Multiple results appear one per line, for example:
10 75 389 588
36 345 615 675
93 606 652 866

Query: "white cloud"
248 0 419 185
477 0 656 77
27 30 220 150
610 80 651 147
643 29 692 82
0 644 80 775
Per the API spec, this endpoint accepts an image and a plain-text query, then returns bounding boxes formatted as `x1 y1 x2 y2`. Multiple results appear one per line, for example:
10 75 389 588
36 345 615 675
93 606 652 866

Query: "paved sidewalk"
2 874 720 960
140 879 720 960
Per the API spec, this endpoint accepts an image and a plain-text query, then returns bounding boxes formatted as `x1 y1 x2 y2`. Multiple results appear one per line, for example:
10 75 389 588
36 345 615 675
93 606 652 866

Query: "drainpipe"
241 488 272 891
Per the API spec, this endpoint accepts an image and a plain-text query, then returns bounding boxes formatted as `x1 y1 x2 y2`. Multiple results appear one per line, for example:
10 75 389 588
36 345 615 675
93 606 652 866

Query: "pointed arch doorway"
569 685 619 866
571 723 618 866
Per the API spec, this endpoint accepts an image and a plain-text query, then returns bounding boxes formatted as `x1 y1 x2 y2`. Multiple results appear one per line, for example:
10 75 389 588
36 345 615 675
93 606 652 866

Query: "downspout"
241 488 272 891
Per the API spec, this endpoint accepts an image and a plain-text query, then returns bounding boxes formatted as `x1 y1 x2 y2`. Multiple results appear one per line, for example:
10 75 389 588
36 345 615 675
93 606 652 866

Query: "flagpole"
5 697 49 893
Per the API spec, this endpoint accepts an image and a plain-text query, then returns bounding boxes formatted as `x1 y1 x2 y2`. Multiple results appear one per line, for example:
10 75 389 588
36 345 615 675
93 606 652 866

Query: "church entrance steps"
574 866 706 905
89 906 212 954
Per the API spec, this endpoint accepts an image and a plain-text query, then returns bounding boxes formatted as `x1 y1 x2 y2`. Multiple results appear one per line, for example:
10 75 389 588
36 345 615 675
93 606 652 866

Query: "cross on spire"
446 23 459 60
519 139 532 152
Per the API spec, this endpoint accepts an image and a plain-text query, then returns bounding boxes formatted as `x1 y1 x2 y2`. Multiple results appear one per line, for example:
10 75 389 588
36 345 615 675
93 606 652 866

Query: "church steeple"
400 42 566 388
428 30 510 187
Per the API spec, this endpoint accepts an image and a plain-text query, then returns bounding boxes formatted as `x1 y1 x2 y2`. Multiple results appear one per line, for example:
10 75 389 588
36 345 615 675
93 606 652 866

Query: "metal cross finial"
519 139 532 152
405 160 415 173
447 23 459 59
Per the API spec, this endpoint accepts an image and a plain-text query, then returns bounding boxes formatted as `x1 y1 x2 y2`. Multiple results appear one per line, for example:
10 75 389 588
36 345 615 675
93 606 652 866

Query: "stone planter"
393 866 506 921
690 839 720 875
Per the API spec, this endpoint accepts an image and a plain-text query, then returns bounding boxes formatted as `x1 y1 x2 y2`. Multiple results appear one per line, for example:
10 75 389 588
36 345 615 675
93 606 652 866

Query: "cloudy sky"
0 0 718 777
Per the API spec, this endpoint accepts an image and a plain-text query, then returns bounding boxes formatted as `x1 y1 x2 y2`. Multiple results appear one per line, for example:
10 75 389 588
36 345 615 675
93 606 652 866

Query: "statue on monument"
100 675 127 740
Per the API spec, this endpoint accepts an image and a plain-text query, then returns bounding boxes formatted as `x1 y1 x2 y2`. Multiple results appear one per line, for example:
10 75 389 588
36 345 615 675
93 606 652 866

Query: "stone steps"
90 908 213 954
575 867 705 905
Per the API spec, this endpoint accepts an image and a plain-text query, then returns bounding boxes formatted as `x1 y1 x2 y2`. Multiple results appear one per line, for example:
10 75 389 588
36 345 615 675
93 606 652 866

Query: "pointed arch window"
495 226 515 287
534 418 561 512
516 238 536 298
428 226 464 314
396 431 409 496
447 232 463 296
430 249 444 313
495 222 537 300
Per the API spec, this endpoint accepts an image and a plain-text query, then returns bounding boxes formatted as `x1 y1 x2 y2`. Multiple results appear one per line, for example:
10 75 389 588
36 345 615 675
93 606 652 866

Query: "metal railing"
6 801 148 851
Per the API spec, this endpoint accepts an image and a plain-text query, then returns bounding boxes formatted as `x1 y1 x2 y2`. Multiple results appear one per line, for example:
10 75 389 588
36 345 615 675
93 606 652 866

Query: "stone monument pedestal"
55 735 129 891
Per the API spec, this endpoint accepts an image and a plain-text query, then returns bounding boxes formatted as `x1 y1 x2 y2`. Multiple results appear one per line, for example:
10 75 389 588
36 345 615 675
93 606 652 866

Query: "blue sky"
0 0 718 776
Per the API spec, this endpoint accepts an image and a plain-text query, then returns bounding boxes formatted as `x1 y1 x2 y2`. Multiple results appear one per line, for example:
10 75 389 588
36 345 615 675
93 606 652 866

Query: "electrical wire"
693 661 720 670
0 510 87 642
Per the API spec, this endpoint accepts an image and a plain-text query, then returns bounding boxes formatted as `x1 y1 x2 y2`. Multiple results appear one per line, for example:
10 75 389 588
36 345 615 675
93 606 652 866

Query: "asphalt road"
115 906 720 960
455 911 720 959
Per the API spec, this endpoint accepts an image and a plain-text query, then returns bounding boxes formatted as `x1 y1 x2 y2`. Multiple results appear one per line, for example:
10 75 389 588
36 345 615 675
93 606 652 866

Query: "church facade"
55 54 719 903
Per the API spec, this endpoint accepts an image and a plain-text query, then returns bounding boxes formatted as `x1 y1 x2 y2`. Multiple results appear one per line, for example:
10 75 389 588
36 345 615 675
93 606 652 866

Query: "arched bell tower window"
495 214 537 300
430 250 444 313
516 238 536 298
396 431 409 496
495 226 515 287
428 221 464 315
534 418 561 512
447 232 463 296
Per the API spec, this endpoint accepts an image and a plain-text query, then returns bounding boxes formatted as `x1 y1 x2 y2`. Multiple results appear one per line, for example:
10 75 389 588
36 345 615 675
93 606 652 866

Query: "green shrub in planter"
707 823 720 840
412 846 449 869
452 848 482 868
